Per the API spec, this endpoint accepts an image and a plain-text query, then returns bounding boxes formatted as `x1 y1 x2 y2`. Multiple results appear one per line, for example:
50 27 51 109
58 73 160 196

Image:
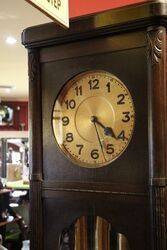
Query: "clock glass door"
52 70 135 168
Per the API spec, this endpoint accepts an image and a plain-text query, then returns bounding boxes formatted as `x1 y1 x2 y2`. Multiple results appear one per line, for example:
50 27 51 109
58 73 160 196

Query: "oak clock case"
52 70 135 168
41 39 148 250
22 2 167 250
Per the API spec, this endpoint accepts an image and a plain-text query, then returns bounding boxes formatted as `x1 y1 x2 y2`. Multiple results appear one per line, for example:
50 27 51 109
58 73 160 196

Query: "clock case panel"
40 31 149 250
41 37 148 191
22 1 167 249
43 192 150 250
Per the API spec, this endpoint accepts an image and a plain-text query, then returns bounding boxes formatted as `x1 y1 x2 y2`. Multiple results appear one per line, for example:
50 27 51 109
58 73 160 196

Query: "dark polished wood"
22 1 167 49
147 25 167 250
22 1 167 249
28 49 43 250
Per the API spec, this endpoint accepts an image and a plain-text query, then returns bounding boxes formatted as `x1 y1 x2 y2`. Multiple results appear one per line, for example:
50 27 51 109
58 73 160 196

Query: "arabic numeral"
75 86 82 96
106 144 114 154
76 144 84 155
118 130 126 141
66 133 73 142
65 99 76 109
91 149 99 159
122 112 131 122
88 79 99 90
117 94 125 105
106 82 111 93
62 116 69 126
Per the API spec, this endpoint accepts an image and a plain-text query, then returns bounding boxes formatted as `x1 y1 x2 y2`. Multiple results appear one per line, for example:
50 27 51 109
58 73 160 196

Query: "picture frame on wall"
0 104 14 127
0 102 28 131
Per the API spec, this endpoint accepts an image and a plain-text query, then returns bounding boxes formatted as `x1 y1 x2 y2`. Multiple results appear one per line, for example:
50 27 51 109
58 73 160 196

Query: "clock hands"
91 117 106 161
91 116 117 139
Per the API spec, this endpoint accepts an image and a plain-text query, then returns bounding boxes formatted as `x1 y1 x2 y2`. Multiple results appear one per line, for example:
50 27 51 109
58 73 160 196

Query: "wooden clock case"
22 1 167 249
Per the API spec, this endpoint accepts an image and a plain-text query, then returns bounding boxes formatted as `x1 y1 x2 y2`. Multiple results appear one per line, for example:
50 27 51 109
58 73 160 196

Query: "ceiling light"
5 88 11 93
6 36 17 45
0 85 15 93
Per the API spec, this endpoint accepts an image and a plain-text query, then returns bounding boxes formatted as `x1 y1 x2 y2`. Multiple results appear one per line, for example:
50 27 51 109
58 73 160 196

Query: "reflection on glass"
59 216 130 250
75 216 88 250
117 233 130 250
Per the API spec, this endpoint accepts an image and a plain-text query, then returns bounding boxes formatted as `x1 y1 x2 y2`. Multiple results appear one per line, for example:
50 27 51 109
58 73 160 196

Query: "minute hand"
93 122 106 161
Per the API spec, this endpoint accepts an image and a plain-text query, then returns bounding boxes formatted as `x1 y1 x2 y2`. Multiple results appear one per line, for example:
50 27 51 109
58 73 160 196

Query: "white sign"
26 0 69 28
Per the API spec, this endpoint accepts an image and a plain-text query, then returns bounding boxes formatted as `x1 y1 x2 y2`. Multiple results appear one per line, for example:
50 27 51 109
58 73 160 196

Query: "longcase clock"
22 1 167 249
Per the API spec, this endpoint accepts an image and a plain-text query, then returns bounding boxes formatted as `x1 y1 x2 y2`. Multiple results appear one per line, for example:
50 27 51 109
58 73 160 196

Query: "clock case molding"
22 1 167 249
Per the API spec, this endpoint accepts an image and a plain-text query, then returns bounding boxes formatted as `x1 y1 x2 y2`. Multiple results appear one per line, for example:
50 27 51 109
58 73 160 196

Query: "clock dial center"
90 116 97 123
75 96 115 143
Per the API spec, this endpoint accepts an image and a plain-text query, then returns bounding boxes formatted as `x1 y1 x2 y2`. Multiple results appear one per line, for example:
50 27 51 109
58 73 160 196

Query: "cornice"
22 1 167 48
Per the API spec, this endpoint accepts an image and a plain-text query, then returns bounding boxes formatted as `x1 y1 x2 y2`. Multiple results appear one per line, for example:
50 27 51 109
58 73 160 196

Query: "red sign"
69 0 148 18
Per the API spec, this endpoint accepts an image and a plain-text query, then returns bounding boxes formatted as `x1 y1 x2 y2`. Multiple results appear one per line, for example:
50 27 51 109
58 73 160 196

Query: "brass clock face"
52 70 135 168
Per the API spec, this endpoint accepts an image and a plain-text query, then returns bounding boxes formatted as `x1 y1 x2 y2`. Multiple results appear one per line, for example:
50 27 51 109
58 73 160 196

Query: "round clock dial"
52 70 135 168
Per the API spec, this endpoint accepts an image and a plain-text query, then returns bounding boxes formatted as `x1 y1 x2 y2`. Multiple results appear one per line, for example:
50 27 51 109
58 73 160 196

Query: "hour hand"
91 116 117 139
104 127 117 139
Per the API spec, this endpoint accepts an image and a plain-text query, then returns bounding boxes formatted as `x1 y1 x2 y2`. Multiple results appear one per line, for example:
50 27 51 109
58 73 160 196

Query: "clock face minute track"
52 70 135 168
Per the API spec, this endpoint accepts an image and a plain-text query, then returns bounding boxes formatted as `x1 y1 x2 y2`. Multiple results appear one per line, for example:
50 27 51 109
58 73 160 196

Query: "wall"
69 0 148 18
